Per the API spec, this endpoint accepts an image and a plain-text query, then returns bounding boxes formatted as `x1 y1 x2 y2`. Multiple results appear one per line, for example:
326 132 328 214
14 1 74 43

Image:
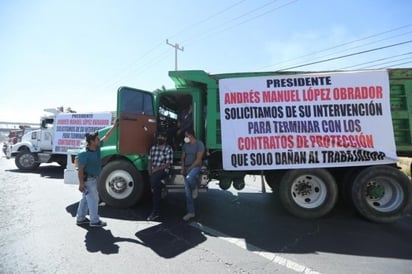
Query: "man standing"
147 132 173 221
2 142 9 158
76 119 118 227
181 129 204 221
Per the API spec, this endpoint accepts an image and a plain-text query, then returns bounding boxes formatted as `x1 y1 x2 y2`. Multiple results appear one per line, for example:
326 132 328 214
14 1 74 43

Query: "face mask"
184 137 190 143
157 139 166 145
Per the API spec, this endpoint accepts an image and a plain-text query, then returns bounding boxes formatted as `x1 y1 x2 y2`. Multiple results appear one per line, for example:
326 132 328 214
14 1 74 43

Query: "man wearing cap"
76 119 118 227
146 132 173 221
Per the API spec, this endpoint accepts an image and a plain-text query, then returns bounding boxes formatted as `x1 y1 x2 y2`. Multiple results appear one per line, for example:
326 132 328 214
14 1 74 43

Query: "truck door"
117 87 156 154
39 118 54 151
39 129 53 151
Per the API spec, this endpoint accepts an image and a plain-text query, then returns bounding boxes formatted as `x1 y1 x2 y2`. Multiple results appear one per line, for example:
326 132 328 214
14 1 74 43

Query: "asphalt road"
1 156 411 274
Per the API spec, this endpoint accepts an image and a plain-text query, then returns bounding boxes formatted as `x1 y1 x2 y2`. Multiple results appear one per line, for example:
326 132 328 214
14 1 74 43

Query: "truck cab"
96 84 208 208
11 110 64 170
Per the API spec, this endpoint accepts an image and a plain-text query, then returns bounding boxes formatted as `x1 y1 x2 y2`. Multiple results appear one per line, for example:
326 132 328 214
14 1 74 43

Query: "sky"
1 0 411 123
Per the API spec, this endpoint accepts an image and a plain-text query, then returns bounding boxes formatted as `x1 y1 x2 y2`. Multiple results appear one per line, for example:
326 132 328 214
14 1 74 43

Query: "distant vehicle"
11 108 112 170
8 129 23 144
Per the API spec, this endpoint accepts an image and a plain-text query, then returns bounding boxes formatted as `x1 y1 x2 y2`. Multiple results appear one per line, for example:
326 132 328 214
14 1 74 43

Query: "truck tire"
339 168 362 208
15 151 40 170
279 169 338 219
351 165 412 223
219 178 232 190
98 160 145 208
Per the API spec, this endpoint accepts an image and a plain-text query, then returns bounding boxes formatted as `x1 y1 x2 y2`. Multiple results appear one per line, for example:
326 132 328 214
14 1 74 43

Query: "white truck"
11 109 112 170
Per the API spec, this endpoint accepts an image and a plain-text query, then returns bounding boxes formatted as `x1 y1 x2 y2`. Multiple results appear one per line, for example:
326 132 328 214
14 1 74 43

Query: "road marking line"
190 222 322 274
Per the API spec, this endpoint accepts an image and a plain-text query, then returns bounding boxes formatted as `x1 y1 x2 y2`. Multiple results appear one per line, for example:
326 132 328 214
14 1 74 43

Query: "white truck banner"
219 70 397 170
53 112 112 154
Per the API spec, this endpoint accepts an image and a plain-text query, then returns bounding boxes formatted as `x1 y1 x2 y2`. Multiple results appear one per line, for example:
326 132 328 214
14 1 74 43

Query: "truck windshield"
120 88 153 115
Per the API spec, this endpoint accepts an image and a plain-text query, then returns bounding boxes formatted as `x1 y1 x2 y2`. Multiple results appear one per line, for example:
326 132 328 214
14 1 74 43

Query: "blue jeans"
76 178 100 224
184 167 200 214
150 170 168 213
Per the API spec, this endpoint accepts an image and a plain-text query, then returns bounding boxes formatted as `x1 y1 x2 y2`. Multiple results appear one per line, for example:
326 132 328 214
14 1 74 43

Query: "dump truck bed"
389 69 412 157
169 68 412 157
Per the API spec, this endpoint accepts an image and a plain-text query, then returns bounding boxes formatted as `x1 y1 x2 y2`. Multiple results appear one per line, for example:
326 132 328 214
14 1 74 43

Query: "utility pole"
166 39 184 71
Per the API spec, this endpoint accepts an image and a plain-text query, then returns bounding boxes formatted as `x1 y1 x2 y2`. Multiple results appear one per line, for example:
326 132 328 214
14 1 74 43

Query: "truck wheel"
15 151 40 170
279 169 338 219
351 165 412 223
219 178 232 190
339 168 362 208
98 160 145 208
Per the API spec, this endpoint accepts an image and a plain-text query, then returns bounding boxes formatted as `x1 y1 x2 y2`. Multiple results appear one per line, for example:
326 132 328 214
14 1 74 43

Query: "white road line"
190 222 322 274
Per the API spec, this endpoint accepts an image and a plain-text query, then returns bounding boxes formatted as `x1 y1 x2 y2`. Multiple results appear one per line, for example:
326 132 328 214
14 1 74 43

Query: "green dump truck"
95 68 412 223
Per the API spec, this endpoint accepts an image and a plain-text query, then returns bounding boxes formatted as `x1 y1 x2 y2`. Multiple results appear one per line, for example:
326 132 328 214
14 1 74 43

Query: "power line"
96 1 251 90
182 0 298 45
234 0 298 27
134 51 171 76
100 1 296 89
167 0 247 40
109 49 171 88
113 0 249 78
276 40 412 71
382 60 412 68
261 28 412 71
260 23 412 70
340 52 412 69
94 41 164 91
360 56 412 69
214 0 283 29
276 29 412 71
211 0 298 40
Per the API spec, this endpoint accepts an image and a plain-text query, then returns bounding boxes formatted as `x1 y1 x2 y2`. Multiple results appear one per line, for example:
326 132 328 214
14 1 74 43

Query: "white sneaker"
192 186 198 199
183 213 195 221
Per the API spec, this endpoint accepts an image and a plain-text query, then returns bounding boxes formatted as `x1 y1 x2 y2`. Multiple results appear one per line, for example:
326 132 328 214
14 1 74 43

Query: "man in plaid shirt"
147 131 173 221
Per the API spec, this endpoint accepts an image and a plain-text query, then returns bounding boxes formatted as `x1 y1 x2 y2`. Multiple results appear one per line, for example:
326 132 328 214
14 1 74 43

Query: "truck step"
37 153 52 162
165 184 208 193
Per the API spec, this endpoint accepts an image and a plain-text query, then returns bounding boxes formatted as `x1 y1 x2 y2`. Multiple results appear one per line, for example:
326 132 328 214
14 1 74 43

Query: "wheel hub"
366 181 385 200
294 180 313 196
290 174 327 209
21 154 34 166
109 177 128 193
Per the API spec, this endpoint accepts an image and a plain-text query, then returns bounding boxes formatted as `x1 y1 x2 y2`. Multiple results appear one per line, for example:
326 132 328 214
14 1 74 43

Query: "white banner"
53 112 112 154
219 70 397 170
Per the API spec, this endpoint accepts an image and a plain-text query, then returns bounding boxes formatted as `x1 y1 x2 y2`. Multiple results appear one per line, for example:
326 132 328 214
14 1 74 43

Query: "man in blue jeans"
76 119 118 227
181 128 205 221
147 131 173 221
